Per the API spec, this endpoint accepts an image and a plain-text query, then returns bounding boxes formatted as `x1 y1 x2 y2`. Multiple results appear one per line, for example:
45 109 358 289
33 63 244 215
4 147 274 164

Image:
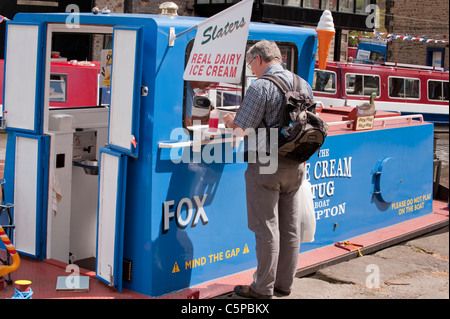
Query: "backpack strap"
261 74 289 93
293 73 303 93
261 72 304 95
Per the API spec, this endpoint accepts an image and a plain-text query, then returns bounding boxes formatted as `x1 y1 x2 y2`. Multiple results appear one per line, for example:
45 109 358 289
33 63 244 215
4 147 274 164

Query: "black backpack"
261 73 328 164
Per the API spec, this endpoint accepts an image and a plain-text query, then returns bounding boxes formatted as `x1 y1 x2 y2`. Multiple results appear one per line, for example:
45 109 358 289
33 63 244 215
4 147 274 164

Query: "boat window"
183 41 298 129
313 70 336 94
388 77 420 99
345 73 380 96
428 80 449 101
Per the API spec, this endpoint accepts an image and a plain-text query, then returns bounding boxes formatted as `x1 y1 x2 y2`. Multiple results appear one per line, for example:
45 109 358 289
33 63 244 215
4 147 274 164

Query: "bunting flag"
0 15 10 23
350 31 448 44
375 30 448 44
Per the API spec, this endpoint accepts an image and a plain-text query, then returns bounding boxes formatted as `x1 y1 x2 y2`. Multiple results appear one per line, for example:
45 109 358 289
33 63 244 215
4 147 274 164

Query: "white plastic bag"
298 178 316 243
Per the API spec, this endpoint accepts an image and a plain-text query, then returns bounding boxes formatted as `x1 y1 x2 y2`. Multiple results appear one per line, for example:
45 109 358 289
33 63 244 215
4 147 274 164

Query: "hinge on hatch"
141 86 148 96
108 264 114 287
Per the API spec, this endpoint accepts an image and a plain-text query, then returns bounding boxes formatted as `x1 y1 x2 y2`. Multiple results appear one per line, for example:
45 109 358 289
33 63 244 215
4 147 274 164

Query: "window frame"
427 79 449 102
344 72 381 97
388 76 421 100
312 69 337 95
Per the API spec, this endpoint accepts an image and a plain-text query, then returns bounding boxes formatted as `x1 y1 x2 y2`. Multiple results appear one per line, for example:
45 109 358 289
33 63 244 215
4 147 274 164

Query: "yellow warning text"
391 193 431 216
173 244 250 272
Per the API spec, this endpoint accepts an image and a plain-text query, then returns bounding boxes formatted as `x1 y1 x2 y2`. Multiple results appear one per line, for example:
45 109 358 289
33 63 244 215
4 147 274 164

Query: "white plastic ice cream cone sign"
316 10 335 70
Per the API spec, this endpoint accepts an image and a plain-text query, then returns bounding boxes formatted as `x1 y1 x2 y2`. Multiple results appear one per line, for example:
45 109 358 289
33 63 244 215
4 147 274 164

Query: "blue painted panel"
96 147 128 292
3 133 50 260
302 123 434 252
3 21 46 135
107 26 143 158
149 148 255 296
137 123 434 297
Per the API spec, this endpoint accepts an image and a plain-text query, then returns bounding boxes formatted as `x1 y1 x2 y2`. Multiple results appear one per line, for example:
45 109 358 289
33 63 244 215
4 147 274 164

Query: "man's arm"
222 113 248 136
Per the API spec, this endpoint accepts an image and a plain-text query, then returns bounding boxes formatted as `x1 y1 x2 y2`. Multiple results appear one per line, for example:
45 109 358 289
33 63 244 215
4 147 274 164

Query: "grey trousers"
245 157 305 296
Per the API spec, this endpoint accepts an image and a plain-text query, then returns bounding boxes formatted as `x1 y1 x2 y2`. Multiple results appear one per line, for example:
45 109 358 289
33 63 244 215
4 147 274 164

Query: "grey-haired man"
223 40 312 299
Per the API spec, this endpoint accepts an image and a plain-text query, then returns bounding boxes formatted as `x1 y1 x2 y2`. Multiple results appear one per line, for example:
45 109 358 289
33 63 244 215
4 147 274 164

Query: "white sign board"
356 49 371 61
183 0 253 83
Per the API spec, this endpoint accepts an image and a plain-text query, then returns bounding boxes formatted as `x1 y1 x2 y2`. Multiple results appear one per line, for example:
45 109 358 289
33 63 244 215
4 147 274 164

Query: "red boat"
312 61 449 123
1 59 101 115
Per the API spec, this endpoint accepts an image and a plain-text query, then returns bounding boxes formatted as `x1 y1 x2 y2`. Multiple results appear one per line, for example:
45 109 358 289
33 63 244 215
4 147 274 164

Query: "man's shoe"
274 287 291 296
234 285 272 299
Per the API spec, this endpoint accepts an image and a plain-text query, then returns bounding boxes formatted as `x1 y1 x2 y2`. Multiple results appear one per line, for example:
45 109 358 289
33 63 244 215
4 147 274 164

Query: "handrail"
158 136 242 151
326 114 424 127
158 125 243 150
0 224 20 277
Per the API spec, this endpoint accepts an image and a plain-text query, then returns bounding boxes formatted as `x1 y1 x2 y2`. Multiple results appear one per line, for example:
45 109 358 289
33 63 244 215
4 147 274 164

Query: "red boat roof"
319 61 449 78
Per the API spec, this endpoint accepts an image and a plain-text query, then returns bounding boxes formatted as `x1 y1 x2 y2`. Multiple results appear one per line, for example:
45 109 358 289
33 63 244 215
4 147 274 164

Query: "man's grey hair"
246 40 282 63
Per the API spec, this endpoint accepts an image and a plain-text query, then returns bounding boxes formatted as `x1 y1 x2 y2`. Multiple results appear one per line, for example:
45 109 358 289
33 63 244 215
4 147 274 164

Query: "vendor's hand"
222 113 247 136
201 113 210 125
222 113 235 126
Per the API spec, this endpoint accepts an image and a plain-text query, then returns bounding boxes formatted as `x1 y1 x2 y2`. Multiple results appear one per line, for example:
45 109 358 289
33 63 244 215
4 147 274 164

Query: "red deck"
318 106 429 137
1 200 447 299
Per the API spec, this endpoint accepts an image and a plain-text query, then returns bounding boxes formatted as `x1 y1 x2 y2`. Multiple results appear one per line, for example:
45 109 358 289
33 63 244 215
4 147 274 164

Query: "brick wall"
90 1 196 60
90 0 195 16
88 1 449 68
386 0 449 68
94 0 125 13
127 0 195 16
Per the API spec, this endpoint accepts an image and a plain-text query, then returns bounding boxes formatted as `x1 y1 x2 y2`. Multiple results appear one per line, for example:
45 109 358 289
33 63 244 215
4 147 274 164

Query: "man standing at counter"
222 40 311 299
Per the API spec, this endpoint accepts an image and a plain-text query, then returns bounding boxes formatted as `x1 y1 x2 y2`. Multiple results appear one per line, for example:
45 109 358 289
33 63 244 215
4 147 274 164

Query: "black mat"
74 257 96 271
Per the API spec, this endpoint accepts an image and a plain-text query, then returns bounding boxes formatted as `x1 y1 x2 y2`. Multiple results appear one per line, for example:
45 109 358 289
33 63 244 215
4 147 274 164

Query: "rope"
10 288 33 299
343 241 364 257
0 225 20 277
